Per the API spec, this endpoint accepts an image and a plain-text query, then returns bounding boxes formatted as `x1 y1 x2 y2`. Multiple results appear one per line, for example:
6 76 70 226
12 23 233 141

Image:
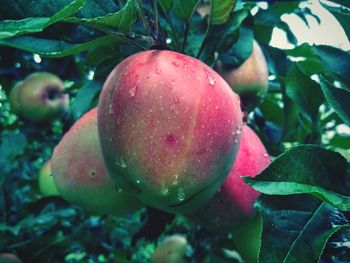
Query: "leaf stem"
160 6 180 51
136 0 152 37
153 0 159 39
182 22 190 53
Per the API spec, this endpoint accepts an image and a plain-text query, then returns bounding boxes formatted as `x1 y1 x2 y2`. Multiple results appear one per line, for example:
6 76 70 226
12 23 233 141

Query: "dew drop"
136 180 141 184
160 184 169 195
115 157 127 168
177 188 185 202
172 61 180 67
117 187 123 193
263 153 269 158
234 138 238 143
108 105 113 114
208 75 216 86
173 96 180 104
129 85 138 97
172 174 179 185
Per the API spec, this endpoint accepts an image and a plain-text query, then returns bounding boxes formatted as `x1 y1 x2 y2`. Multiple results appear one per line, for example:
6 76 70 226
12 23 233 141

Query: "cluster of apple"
10 43 269 262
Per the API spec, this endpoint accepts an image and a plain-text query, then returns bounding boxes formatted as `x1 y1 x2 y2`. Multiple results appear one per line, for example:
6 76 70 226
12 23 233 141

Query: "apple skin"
0 253 22 263
186 125 270 233
38 160 60 197
98 50 243 214
51 108 143 216
215 41 269 111
9 72 69 122
151 235 190 263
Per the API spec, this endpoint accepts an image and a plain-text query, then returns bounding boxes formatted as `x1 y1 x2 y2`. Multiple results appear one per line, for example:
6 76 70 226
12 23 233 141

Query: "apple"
98 50 243 213
215 41 269 111
0 254 22 263
51 108 143 216
186 125 270 233
38 160 60 197
151 235 190 263
9 72 69 122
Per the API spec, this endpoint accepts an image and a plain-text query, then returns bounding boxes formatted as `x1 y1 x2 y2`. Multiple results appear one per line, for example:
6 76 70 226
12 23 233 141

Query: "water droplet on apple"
129 85 138 97
177 188 185 201
208 75 216 86
115 157 127 168
160 184 169 195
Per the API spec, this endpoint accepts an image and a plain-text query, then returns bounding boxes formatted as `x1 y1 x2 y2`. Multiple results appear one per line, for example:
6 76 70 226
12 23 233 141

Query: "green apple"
9 72 69 122
215 41 269 111
38 160 60 197
52 108 143 216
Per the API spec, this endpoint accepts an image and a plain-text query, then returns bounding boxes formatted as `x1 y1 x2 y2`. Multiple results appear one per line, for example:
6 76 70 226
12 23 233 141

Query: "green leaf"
312 45 350 87
257 195 350 263
286 63 324 123
210 0 236 25
319 76 350 126
244 145 350 211
70 80 102 119
49 0 86 23
0 0 85 40
66 0 137 32
0 18 50 40
218 15 254 67
284 202 350 263
0 0 120 19
173 0 200 22
0 131 27 159
330 134 350 149
0 35 119 57
158 0 172 12
199 8 249 62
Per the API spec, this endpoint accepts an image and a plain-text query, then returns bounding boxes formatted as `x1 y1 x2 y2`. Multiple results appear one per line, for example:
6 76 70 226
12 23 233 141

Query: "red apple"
151 235 190 263
9 72 69 122
215 41 269 111
98 50 243 213
52 108 143 216
186 125 270 232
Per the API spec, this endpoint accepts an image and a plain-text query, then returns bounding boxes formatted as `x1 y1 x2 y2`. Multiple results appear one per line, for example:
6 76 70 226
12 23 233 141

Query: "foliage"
0 0 349 262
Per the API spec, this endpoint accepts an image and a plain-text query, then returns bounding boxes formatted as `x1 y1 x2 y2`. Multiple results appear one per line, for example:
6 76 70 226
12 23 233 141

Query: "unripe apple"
98 50 243 213
9 72 69 122
186 125 270 233
215 41 269 111
0 253 22 263
8 81 23 115
52 108 143 216
151 235 190 263
38 160 60 197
